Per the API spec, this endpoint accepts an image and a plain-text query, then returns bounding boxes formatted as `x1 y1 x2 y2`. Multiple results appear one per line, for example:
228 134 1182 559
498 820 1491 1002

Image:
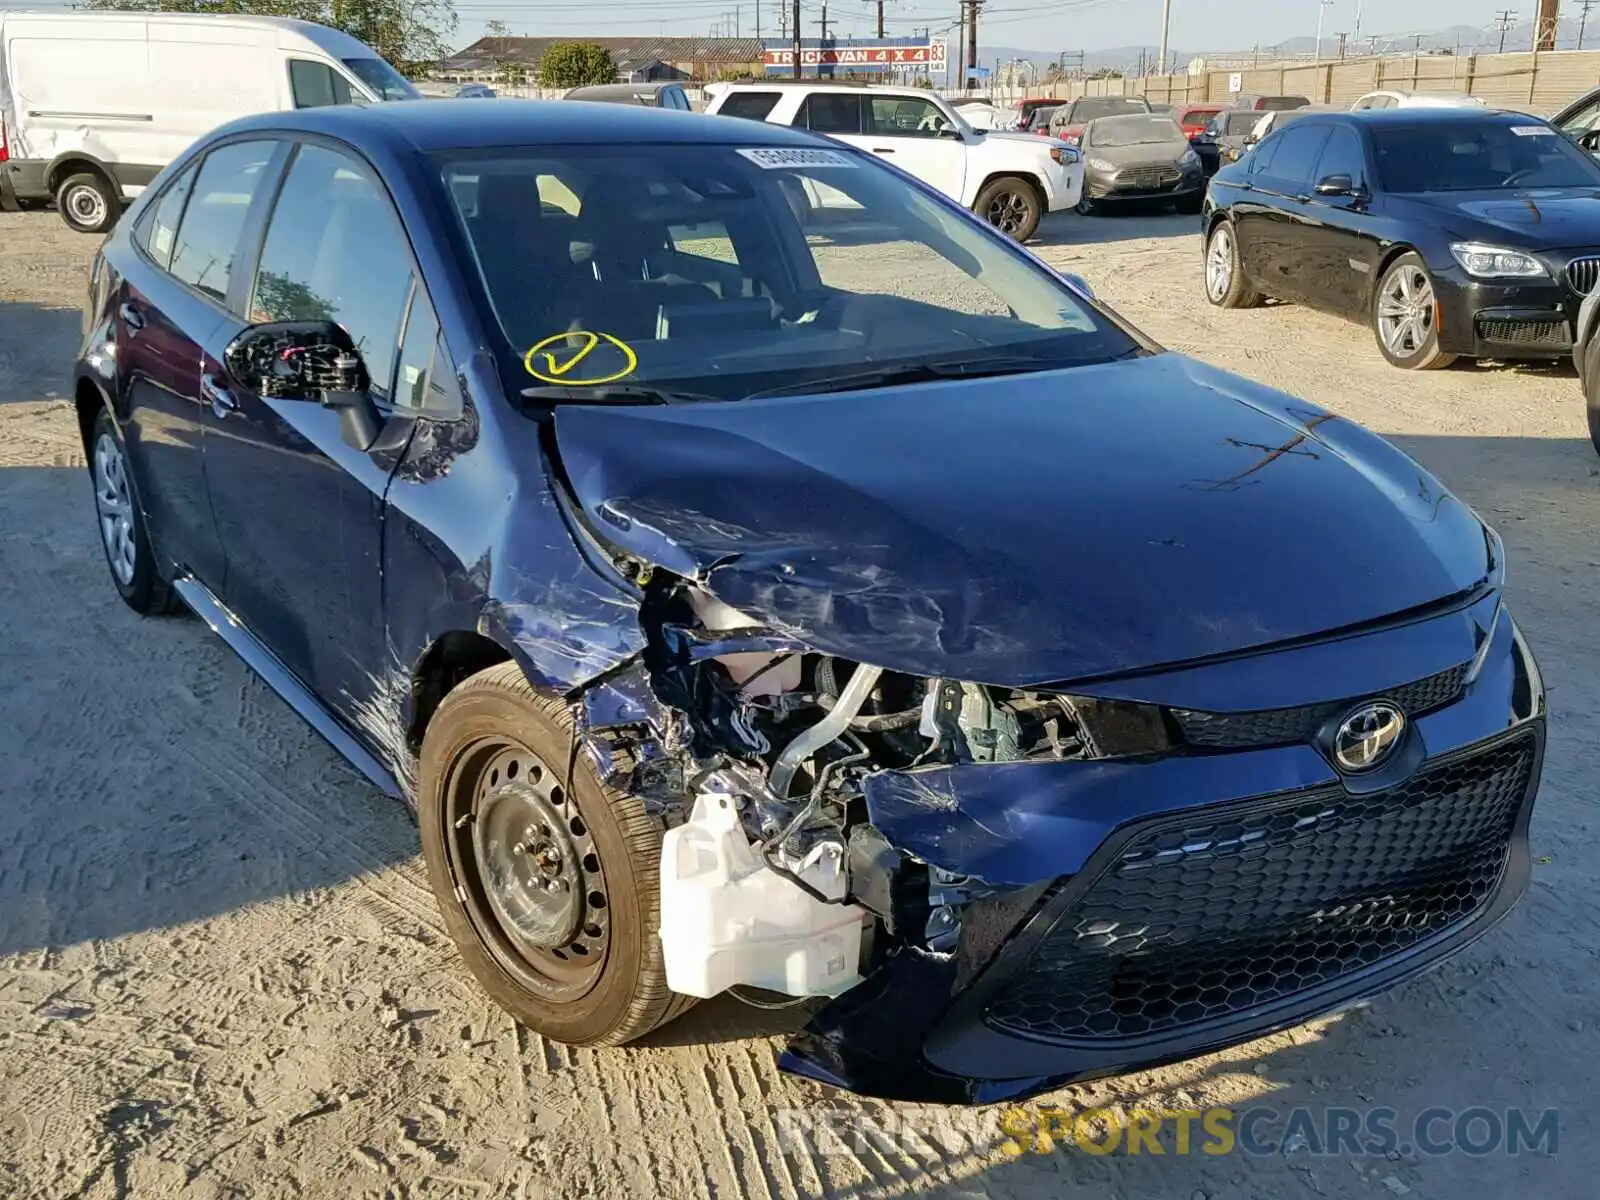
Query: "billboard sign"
763 38 947 72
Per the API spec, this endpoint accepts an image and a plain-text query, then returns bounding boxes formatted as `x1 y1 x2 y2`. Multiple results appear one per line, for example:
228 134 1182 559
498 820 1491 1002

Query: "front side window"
341 56 420 101
136 160 198 269
1373 120 1600 192
867 96 950 138
169 140 277 302
290 60 356 108
1560 94 1600 135
1315 126 1368 189
1258 125 1332 188
393 294 462 418
799 93 864 135
720 91 781 121
249 144 414 401
439 143 1139 403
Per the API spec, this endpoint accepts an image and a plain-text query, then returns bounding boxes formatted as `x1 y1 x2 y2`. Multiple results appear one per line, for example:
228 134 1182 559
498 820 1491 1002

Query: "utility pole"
1337 31 1348 59
966 0 982 83
1583 0 1598 49
792 0 801 77
818 2 832 41
1535 0 1559 50
1316 0 1333 62
1158 0 1172 79
1496 10 1517 54
877 0 885 39
756 0 760 41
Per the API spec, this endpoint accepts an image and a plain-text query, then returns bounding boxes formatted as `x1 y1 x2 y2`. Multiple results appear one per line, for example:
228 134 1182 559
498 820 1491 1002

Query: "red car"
1011 97 1068 131
1175 104 1222 138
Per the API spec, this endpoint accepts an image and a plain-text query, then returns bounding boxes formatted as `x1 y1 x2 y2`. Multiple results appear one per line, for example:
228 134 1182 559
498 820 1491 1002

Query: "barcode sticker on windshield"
1511 125 1557 136
737 147 859 169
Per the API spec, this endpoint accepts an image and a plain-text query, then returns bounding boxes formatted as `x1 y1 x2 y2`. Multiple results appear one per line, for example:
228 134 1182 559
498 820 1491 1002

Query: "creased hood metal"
553 354 1490 686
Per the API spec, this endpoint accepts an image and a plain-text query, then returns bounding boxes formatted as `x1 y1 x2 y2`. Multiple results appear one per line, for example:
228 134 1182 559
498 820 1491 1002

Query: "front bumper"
1040 162 1084 212
1433 266 1578 359
1084 166 1205 203
781 602 1546 1104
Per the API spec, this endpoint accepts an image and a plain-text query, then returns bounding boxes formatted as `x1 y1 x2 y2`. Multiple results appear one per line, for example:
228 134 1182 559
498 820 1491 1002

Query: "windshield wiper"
518 384 718 407
744 356 1077 400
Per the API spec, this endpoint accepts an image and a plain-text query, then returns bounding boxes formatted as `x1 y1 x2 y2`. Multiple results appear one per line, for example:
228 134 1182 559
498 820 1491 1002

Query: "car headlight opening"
1449 242 1547 279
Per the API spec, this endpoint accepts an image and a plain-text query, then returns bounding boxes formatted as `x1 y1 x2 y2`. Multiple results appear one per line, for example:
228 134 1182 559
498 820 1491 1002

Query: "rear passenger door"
199 139 435 720
117 139 281 590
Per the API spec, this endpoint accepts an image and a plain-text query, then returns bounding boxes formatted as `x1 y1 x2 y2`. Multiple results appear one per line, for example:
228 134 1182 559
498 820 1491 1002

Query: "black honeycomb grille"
1172 662 1468 750
1475 318 1570 348
984 733 1536 1045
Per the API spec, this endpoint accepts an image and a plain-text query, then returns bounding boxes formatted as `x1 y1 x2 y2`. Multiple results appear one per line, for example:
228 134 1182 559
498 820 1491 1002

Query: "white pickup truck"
705 82 1084 242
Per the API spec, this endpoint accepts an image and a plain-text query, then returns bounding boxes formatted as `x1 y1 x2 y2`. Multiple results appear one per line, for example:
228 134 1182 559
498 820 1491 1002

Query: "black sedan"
1202 108 1600 369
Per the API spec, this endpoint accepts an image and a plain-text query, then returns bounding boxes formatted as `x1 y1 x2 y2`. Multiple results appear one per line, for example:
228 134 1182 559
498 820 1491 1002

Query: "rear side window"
719 91 781 121
136 161 198 269
798 93 863 134
290 60 357 108
169 140 277 302
248 144 414 401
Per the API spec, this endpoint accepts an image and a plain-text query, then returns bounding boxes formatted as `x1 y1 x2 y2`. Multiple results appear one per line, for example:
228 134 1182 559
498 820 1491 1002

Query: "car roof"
568 82 681 96
208 99 827 153
1299 107 1545 127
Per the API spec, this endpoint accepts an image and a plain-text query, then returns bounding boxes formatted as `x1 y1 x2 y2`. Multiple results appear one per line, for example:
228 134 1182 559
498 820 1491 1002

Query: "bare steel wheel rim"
1206 226 1234 301
445 739 611 999
1378 264 1436 358
66 184 108 228
986 189 1029 233
93 432 137 586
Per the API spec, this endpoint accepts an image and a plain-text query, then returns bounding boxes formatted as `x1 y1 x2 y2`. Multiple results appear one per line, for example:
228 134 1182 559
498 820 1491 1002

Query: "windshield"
342 56 420 101
1373 120 1600 192
1091 115 1186 147
439 144 1139 402
1067 97 1150 123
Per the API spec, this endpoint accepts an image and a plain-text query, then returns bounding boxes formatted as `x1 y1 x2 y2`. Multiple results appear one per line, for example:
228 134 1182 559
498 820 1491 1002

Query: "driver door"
856 95 967 201
200 139 418 719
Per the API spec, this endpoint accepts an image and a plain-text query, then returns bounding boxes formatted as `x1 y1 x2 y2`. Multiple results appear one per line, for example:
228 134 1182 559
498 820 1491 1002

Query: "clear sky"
448 1 1528 54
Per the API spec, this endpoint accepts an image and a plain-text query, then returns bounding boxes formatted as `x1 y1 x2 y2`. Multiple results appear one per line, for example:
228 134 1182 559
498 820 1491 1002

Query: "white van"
0 11 417 232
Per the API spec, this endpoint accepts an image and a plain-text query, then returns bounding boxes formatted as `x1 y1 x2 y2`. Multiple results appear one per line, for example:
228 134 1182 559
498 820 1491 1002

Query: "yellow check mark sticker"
523 331 639 386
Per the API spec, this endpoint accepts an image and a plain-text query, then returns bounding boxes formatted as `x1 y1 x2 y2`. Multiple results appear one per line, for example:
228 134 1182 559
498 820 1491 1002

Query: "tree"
82 0 457 77
539 42 616 89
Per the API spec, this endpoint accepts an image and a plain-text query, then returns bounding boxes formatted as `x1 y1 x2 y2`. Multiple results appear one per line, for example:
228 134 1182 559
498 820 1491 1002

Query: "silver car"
1076 113 1205 215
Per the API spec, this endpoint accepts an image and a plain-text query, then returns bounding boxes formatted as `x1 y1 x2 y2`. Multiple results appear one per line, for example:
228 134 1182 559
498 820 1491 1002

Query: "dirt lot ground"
3 206 1598 1200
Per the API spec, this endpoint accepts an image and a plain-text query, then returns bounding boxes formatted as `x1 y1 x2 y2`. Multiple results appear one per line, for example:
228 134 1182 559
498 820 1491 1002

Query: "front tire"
1204 218 1263 309
1075 192 1097 216
418 662 693 1046
1373 252 1458 370
56 172 119 234
90 408 176 615
1583 331 1600 456
974 176 1041 242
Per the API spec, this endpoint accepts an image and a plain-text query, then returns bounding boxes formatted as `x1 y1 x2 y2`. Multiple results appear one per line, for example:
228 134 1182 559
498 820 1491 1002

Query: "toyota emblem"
1332 702 1406 773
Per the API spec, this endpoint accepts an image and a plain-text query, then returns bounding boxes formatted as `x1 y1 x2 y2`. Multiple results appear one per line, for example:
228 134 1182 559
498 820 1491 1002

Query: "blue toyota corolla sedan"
74 100 1545 1104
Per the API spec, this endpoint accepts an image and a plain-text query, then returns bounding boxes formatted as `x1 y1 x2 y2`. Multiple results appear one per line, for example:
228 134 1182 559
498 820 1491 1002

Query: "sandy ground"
2 206 1598 1199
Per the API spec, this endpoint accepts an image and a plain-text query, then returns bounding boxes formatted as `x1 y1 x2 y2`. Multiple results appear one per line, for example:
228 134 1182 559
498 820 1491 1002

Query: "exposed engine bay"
579 569 1175 1005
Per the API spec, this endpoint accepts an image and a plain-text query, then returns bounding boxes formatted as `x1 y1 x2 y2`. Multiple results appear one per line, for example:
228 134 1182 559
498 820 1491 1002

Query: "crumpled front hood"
553 354 1490 686
1398 189 1600 246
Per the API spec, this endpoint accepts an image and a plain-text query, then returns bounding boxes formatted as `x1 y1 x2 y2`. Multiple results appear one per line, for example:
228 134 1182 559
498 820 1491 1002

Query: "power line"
1495 9 1517 54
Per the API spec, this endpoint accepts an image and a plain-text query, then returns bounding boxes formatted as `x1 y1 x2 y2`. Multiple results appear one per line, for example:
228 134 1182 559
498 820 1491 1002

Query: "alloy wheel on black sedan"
88 407 177 615
1203 219 1262 309
1373 253 1457 371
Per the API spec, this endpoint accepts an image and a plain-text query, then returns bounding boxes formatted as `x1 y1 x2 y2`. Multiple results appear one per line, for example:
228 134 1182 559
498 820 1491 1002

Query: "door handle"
119 302 145 331
200 373 238 419
873 148 895 154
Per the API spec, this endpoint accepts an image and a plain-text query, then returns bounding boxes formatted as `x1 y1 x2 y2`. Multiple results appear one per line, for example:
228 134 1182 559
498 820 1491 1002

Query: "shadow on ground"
0 301 82 405
1032 208 1201 249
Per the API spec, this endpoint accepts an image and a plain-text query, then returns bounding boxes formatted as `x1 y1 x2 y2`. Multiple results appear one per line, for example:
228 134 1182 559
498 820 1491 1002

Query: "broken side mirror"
222 320 384 451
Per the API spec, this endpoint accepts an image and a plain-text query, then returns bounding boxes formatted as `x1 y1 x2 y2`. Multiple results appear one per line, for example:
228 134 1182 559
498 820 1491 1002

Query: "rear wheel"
974 176 1041 242
56 172 119 234
418 662 693 1046
1204 219 1263 309
90 408 177 615
1373 253 1457 370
